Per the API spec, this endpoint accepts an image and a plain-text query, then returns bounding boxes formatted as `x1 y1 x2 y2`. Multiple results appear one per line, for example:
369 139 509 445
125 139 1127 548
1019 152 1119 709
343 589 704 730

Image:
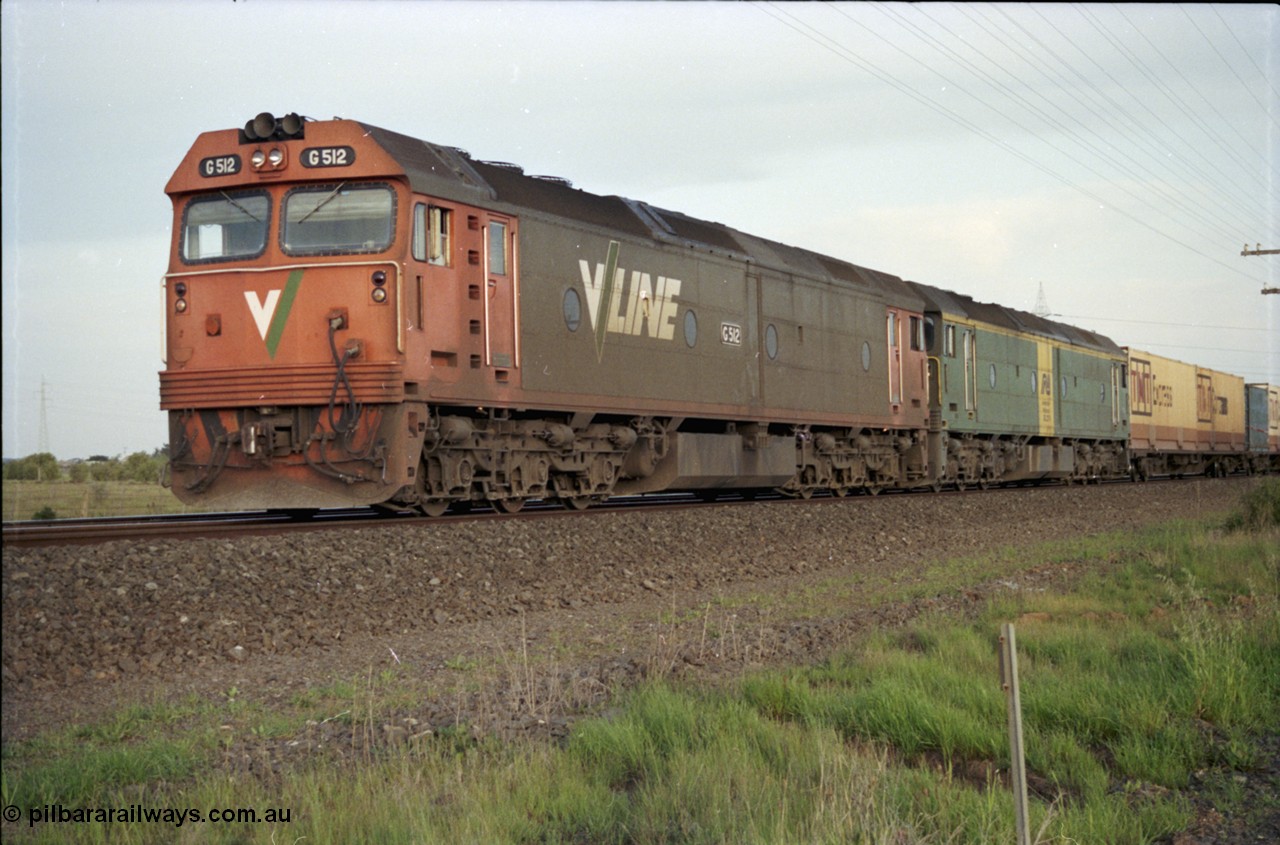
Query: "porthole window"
765 323 779 360
563 288 581 332
861 341 872 372
989 363 997 389
684 310 698 347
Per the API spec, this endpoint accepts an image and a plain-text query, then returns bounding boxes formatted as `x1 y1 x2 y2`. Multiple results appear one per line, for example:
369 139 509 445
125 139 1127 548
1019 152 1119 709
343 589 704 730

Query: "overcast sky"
3 1 1276 460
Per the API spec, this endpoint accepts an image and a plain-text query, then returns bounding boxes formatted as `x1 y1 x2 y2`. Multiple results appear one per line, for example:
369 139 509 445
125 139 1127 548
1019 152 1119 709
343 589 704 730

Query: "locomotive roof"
907 281 1122 355
364 121 1118 350
361 121 925 310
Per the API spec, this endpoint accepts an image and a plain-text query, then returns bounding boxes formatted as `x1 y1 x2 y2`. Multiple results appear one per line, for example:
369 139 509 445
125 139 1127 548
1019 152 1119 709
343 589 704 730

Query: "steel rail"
1 477 1178 549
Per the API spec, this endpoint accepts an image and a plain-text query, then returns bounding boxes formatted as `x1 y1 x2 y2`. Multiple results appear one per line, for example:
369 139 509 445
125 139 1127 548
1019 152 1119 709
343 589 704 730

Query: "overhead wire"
752 0 1274 386
1202 5 1280 129
1070 4 1275 215
1104 4 1279 208
754 2 1266 285
884 1 1252 245
969 2 1270 240
1051 314 1275 331
918 2 1260 247
1024 4 1277 233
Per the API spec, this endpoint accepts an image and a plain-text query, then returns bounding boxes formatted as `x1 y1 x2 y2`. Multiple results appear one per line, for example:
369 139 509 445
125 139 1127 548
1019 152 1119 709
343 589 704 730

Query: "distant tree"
69 461 91 483
88 455 110 463
91 459 123 482
2 452 61 481
122 451 164 483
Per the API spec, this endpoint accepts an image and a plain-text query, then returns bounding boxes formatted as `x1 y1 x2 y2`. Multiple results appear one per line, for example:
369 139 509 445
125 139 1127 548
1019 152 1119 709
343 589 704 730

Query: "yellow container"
1198 366 1245 452
1127 349 1200 453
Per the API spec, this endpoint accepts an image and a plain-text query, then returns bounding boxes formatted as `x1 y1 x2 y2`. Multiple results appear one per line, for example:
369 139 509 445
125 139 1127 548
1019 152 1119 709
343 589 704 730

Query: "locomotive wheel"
493 497 526 514
558 496 592 511
420 499 450 517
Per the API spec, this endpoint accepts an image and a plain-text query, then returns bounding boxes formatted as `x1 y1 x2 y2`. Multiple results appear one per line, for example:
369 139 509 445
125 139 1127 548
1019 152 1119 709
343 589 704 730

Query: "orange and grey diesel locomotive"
159 113 1273 513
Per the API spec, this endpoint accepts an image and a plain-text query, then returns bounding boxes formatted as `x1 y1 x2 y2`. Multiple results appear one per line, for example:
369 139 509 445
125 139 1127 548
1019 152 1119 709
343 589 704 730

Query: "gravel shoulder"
3 478 1249 744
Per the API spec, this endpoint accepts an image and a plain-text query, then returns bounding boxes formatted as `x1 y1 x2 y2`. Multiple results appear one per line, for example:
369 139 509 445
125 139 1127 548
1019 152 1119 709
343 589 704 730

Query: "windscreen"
182 191 270 262
282 183 395 256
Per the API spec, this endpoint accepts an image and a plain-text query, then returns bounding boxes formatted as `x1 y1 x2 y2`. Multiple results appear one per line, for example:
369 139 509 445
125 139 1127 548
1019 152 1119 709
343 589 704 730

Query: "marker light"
372 271 387 286
371 287 388 303
174 282 187 296
175 298 188 313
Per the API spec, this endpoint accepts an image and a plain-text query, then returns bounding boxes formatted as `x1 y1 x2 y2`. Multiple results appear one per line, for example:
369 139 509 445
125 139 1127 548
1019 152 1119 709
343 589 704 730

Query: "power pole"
1241 244 1279 295
38 377 51 454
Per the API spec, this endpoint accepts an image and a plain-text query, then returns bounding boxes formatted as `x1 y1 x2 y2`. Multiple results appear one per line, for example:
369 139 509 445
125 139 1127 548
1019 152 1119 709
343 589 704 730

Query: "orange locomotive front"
161 114 450 509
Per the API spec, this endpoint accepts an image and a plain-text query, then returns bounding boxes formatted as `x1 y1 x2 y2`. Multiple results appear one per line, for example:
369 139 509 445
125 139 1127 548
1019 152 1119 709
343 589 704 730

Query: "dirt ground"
2 477 1274 843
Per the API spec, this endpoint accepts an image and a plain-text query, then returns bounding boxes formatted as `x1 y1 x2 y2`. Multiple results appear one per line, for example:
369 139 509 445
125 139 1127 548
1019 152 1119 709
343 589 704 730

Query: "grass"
2 480 208 520
2 483 1277 843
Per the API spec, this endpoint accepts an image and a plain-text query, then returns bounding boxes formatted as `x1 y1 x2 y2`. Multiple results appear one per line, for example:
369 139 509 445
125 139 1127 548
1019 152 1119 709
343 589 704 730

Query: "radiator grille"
161 363 405 409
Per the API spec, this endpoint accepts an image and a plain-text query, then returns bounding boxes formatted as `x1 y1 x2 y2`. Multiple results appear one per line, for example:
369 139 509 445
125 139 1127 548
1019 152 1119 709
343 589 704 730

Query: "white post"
999 622 1031 845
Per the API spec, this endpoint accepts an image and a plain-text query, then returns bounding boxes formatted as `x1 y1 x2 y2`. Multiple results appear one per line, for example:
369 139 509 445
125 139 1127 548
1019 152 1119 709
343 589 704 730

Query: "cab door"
1111 362 1125 430
886 310 904 411
963 328 977 416
482 214 519 375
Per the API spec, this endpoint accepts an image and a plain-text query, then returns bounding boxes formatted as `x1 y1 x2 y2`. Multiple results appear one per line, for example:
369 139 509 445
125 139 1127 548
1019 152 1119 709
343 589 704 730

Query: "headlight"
251 150 266 168
268 148 284 166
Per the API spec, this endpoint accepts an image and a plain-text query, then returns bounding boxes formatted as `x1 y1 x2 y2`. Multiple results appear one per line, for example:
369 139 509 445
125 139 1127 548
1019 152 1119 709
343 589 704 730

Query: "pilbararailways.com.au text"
3 803 292 828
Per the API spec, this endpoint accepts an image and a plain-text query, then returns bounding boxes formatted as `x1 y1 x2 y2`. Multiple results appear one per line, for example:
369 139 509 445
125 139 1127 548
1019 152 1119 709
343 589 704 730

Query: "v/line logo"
578 241 682 361
245 290 281 339
243 270 304 359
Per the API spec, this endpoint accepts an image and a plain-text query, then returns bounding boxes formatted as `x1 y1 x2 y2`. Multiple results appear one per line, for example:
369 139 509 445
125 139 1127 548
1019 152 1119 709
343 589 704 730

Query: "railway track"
0 506 473 548
0 491 778 548
1 476 1184 549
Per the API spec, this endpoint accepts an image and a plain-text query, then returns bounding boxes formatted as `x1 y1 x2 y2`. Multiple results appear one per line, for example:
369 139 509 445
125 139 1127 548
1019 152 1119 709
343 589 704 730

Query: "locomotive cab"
161 114 431 509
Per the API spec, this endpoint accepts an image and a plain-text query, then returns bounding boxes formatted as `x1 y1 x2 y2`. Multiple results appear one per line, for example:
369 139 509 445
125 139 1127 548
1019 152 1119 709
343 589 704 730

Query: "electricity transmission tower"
1033 282 1050 318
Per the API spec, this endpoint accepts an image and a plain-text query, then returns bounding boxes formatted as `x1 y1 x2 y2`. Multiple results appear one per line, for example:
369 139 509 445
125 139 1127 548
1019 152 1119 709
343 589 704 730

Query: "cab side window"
488 221 508 275
413 203 452 265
